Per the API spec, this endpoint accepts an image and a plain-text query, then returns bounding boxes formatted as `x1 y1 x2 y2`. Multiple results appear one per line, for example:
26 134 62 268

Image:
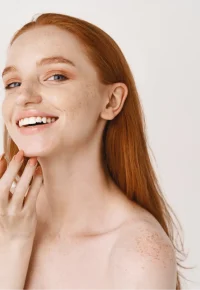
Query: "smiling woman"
0 13 187 289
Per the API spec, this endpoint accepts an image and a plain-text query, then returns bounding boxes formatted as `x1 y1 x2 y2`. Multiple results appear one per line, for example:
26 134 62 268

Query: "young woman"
0 13 186 289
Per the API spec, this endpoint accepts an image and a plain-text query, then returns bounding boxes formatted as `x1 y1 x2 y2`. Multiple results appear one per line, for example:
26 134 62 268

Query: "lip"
15 109 59 125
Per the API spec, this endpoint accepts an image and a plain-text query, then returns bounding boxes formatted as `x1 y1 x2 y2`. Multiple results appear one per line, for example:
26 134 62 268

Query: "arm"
0 240 34 289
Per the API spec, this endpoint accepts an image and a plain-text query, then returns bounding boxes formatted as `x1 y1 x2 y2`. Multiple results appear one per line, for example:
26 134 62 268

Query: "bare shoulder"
108 203 177 289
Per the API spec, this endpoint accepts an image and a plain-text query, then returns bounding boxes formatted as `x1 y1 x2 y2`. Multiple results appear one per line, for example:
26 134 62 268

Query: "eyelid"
44 70 69 79
4 77 20 86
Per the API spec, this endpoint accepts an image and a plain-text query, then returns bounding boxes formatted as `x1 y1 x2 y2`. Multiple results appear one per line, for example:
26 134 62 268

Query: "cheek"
57 84 101 123
1 98 12 123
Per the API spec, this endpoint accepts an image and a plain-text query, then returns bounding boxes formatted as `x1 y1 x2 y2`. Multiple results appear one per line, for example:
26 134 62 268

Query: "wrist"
1 236 34 253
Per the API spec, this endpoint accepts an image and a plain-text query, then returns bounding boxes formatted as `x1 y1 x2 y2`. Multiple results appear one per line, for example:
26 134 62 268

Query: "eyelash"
4 73 68 90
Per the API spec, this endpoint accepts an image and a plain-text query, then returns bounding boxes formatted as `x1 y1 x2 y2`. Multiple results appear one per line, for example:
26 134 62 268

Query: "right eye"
5 82 21 90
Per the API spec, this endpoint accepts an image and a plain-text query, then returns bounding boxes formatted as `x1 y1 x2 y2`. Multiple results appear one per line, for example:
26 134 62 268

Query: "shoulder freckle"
135 224 176 268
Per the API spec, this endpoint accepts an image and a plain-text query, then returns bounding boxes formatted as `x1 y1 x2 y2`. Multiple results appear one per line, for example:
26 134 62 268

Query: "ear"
100 82 128 120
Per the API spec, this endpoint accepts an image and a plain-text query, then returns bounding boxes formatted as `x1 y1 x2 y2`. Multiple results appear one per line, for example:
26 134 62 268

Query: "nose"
16 81 42 106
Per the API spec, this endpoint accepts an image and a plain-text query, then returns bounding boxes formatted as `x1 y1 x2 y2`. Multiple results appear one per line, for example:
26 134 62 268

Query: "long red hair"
3 13 188 289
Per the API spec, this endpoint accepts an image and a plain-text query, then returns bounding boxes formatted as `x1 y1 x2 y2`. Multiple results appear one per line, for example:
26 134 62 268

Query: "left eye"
47 74 67 81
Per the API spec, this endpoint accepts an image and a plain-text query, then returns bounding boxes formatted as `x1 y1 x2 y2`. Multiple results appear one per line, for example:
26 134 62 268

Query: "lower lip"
17 119 59 135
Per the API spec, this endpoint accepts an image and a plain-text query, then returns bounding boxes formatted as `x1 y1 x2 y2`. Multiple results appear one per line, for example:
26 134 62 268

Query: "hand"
0 150 43 245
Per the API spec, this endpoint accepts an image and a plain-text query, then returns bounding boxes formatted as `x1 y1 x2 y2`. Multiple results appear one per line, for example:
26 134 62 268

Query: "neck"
35 143 122 240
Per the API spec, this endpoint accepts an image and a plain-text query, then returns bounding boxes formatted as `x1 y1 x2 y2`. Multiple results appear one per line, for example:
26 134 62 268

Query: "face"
1 26 110 157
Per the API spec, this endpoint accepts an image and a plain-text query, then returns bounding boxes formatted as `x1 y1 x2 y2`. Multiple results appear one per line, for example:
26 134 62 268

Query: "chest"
24 236 114 289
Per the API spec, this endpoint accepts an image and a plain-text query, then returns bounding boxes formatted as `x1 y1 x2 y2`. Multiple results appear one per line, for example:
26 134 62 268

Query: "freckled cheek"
62 101 90 125
50 89 94 121
1 99 13 124
45 87 78 110
68 98 98 125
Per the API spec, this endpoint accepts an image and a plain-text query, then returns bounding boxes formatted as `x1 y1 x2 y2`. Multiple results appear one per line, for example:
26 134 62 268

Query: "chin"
17 143 58 158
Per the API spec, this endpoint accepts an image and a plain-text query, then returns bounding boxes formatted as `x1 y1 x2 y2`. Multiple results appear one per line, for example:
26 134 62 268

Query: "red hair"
4 13 188 289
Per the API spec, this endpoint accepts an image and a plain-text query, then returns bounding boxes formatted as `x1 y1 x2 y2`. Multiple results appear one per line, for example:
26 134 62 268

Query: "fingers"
0 151 43 243
0 150 43 215
0 152 25 210
22 167 43 212
0 153 8 178
10 157 38 211
0 154 11 200
0 151 24 195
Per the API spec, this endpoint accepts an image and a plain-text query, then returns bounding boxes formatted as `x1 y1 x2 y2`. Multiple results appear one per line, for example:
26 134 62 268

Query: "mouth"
16 117 59 135
16 117 59 128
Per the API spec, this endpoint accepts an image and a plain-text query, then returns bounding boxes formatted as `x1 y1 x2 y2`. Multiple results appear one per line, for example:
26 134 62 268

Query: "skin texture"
108 218 177 289
1 26 177 289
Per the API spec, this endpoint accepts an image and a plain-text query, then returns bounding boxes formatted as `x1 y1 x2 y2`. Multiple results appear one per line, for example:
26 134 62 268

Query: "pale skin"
1 25 177 289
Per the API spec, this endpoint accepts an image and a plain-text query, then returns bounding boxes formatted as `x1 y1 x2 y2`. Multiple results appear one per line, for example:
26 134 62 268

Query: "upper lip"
15 110 59 125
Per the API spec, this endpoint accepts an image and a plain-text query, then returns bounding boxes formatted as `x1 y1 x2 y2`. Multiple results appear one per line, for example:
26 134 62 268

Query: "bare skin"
24 194 176 289
1 25 176 289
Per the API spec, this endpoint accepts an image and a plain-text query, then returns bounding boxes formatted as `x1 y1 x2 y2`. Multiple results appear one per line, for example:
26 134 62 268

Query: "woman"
0 13 186 289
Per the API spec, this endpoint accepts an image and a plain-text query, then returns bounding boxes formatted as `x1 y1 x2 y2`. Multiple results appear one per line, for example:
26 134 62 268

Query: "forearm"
0 240 33 289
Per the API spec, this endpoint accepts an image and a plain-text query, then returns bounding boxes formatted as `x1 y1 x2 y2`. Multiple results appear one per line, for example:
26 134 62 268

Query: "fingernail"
0 153 5 161
28 158 37 166
14 150 24 162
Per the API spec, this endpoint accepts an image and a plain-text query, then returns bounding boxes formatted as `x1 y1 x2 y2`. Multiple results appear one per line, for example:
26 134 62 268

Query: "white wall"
0 0 199 288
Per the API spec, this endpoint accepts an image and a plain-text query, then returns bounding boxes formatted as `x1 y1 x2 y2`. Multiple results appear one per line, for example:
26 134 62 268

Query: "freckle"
135 227 174 266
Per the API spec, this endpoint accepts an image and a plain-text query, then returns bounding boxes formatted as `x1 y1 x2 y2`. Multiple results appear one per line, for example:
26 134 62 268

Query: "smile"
16 117 59 135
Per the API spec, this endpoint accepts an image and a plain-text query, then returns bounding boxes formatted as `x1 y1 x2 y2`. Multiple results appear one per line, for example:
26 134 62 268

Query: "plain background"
0 0 199 288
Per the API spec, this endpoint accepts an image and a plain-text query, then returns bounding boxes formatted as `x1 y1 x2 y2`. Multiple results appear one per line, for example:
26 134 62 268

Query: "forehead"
6 25 91 72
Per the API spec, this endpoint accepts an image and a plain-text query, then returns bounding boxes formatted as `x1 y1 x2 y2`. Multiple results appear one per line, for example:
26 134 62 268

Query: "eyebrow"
1 56 76 78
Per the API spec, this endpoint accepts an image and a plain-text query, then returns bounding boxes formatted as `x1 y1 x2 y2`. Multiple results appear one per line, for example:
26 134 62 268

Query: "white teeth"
18 116 57 127
36 117 42 123
41 117 47 124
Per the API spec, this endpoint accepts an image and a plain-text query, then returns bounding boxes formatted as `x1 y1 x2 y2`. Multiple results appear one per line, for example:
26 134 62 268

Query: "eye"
4 74 68 90
46 74 68 81
5 82 21 90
